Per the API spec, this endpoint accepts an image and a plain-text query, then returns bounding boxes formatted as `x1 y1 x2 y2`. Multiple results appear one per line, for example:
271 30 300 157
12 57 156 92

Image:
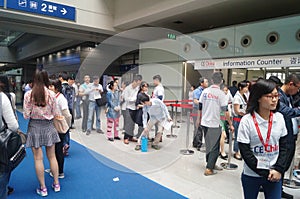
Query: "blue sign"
7 0 76 21
0 0 4 7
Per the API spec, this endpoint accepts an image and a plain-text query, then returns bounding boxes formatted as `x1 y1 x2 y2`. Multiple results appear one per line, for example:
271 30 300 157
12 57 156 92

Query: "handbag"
53 115 69 133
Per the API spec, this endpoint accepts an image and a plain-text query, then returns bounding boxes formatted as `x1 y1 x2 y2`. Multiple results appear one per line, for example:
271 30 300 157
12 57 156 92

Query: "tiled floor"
71 112 300 199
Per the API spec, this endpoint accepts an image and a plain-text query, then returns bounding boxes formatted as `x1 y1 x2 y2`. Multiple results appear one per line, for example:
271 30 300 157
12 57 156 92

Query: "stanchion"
283 158 300 188
173 101 180 128
220 129 238 170
166 124 177 138
180 110 194 155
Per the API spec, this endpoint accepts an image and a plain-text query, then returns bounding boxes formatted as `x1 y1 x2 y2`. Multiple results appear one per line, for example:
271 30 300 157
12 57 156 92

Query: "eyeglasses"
263 94 280 99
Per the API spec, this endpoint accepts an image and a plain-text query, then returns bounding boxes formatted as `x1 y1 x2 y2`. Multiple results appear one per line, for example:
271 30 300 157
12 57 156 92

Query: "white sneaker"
36 187 48 197
52 183 60 192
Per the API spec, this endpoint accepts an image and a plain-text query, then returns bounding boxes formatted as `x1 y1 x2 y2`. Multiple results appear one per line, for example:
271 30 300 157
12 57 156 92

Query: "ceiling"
146 0 300 34
1 0 300 63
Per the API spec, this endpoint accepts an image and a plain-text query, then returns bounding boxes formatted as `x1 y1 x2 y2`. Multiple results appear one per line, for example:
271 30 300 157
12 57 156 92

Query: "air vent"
241 35 252 47
267 32 279 44
201 41 208 50
218 38 228 49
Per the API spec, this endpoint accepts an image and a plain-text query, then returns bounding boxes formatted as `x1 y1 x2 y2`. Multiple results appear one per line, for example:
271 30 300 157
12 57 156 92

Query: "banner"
194 54 300 70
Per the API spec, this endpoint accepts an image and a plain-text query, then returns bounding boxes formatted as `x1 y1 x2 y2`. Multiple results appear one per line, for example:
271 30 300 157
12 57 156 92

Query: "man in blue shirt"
270 74 300 199
192 77 208 150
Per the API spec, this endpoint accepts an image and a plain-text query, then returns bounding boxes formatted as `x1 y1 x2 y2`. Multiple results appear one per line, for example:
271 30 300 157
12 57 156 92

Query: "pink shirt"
23 87 58 120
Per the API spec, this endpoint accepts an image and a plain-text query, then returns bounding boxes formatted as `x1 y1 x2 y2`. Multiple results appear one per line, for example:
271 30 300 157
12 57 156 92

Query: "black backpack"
61 83 74 110
0 94 26 172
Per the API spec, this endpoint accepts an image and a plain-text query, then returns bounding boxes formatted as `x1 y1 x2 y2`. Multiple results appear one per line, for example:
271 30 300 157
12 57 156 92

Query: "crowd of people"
191 72 300 199
2 69 300 199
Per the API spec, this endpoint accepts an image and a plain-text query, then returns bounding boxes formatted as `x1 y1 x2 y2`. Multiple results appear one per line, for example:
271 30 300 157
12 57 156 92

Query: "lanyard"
55 92 60 98
252 112 273 149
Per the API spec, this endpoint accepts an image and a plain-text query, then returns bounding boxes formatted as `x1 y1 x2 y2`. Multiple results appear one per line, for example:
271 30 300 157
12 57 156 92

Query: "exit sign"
167 33 176 40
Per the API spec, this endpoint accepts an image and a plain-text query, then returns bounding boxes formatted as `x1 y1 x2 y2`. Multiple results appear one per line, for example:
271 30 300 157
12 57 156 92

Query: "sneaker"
282 191 293 199
96 129 104 134
7 186 14 195
36 187 48 197
49 171 65 179
52 183 60 192
151 145 160 150
135 145 141 151
86 130 91 135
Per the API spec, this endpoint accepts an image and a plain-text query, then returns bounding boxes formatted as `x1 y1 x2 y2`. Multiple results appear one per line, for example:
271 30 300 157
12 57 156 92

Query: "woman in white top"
0 78 19 199
232 81 249 160
237 79 287 199
48 79 71 179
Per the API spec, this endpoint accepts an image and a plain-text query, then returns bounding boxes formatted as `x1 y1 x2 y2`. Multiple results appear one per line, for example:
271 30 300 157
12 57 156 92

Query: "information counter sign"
194 54 300 70
7 0 76 21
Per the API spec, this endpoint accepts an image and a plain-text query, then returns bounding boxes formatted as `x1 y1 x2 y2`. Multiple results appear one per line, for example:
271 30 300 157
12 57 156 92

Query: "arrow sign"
60 8 67 15
7 0 76 21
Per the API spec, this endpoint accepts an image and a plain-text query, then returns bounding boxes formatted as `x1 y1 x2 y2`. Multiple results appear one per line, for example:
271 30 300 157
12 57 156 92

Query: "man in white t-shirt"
152 75 164 101
199 72 234 176
86 76 104 135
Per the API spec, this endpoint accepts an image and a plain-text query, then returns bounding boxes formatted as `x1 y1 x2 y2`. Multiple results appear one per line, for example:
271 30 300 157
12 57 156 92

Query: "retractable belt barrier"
164 100 194 154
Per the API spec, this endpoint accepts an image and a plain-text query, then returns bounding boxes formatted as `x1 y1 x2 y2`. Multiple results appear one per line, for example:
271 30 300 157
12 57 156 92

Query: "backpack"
96 90 108 107
61 83 74 110
0 94 26 172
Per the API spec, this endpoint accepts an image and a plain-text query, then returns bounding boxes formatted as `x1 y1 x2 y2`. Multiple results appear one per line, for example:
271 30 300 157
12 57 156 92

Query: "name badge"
257 156 270 169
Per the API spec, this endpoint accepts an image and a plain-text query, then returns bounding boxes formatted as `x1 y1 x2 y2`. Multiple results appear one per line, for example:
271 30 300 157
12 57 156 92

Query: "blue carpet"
9 112 186 199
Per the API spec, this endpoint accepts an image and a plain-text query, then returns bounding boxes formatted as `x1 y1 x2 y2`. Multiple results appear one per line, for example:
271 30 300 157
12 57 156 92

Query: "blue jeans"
233 119 240 152
0 171 9 199
241 173 282 199
63 129 70 146
87 101 101 131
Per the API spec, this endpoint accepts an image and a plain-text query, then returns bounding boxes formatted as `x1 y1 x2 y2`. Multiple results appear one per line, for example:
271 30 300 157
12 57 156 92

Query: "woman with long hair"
238 79 287 199
232 81 249 160
23 70 61 197
135 81 149 139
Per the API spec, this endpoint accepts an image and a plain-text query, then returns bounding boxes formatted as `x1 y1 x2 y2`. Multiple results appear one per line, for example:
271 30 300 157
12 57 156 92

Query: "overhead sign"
0 0 3 7
7 0 76 21
194 54 300 70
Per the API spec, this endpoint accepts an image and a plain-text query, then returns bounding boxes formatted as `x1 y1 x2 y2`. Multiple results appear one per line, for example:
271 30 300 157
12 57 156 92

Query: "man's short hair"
153 75 162 82
199 77 206 84
211 72 223 84
92 76 99 81
284 74 300 85
60 73 68 81
133 74 143 82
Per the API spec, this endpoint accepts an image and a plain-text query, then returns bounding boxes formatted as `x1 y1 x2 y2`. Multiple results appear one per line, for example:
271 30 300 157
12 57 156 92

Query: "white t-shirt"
87 83 103 101
152 83 164 101
56 93 69 115
233 92 247 116
199 85 228 128
237 111 287 177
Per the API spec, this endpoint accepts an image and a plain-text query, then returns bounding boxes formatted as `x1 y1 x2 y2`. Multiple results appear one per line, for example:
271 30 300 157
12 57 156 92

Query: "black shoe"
219 153 228 160
7 186 14 195
282 191 293 199
82 129 86 133
114 137 121 140
108 138 114 142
